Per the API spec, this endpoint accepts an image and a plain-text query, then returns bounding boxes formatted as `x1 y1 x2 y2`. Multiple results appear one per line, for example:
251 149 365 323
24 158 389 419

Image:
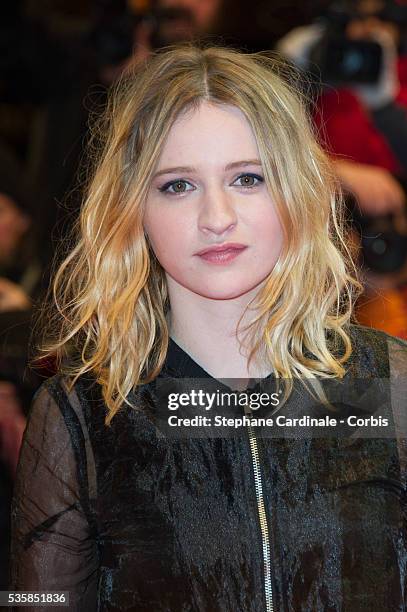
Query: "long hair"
38 44 362 424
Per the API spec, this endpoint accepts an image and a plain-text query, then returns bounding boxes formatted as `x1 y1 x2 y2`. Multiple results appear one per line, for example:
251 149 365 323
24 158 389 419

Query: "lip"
195 243 248 265
195 243 247 256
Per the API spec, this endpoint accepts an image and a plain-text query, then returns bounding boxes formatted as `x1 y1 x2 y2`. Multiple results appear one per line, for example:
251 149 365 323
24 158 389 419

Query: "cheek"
144 211 188 264
253 207 284 254
144 209 165 253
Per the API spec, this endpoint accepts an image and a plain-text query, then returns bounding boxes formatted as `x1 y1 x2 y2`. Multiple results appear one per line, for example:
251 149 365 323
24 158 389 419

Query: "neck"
166 278 270 380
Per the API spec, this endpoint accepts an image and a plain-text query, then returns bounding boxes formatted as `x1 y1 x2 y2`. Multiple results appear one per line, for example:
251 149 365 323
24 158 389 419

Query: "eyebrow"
152 159 263 179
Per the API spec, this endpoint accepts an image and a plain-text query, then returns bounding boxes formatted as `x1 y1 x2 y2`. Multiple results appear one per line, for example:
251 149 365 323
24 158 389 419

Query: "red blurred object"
313 87 401 172
396 55 407 107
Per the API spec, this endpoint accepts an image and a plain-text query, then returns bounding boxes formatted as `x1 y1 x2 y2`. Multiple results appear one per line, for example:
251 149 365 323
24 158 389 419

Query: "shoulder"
34 371 103 409
345 323 407 377
30 374 79 416
28 374 68 426
28 373 100 441
20 375 81 471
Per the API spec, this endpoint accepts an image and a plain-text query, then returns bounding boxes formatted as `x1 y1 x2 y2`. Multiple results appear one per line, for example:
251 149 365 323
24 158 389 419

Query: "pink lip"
195 243 247 265
195 243 247 256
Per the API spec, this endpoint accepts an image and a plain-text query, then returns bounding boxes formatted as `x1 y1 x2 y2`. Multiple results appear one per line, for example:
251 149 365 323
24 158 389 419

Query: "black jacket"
9 324 407 611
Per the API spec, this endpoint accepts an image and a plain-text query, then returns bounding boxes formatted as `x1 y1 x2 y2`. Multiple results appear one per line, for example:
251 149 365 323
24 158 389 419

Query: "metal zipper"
244 401 274 612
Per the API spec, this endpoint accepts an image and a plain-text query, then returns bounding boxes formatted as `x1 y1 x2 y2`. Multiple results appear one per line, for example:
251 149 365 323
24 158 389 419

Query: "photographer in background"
278 0 407 214
278 0 407 337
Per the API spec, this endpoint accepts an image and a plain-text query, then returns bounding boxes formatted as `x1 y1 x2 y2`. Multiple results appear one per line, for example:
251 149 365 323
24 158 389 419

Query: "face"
143 101 284 302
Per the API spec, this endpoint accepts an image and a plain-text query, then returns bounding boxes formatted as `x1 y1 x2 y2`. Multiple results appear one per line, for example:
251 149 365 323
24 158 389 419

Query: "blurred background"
0 0 406 587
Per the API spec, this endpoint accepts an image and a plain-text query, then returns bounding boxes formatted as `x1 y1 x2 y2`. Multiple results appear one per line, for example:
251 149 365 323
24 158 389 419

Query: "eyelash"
158 180 193 195
158 173 264 195
234 173 264 188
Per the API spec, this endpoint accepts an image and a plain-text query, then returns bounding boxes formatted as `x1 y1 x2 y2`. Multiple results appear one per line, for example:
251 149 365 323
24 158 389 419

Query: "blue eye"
233 173 264 188
159 179 194 195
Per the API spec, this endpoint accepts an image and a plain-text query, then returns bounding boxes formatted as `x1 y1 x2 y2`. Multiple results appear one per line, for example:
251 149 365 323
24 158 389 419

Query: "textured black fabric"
8 324 407 611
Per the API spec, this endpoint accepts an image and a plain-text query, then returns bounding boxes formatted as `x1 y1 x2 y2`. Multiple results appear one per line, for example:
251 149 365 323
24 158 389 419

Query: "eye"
158 179 195 195
232 173 264 188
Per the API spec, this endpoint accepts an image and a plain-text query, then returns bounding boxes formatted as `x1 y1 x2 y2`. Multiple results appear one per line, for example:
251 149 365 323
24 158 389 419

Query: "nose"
198 185 237 236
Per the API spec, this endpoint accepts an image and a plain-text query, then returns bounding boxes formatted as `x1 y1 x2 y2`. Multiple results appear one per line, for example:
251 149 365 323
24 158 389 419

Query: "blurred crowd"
0 0 406 587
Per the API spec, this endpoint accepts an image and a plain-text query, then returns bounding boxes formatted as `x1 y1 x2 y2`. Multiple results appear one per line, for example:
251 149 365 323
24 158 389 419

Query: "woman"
9 45 407 611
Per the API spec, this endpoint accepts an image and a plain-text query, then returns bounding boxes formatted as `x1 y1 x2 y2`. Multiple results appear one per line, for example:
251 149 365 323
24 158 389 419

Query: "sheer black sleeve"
388 334 407 482
8 378 99 611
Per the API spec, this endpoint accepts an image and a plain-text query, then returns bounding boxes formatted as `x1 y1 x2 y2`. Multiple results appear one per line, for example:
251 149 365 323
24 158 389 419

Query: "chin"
166 271 267 301
188 282 261 301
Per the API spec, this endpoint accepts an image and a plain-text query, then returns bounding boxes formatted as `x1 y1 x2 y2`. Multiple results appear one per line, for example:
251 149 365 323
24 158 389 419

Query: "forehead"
157 102 260 167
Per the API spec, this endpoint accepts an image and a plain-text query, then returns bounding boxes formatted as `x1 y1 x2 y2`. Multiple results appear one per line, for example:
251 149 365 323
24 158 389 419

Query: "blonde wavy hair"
39 44 362 425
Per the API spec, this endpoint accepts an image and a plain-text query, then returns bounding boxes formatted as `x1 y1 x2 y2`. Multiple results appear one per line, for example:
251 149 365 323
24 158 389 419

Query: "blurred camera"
358 214 407 273
308 0 407 84
350 179 407 274
309 36 383 83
